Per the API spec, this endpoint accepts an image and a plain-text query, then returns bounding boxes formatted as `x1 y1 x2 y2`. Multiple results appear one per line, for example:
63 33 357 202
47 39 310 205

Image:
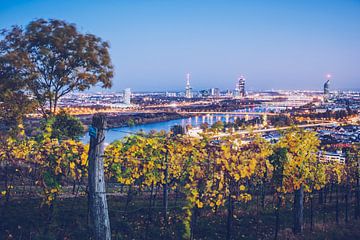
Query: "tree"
0 91 36 132
0 42 36 130
42 110 85 140
170 124 185 136
211 120 224 132
269 147 288 239
0 19 113 115
277 128 320 234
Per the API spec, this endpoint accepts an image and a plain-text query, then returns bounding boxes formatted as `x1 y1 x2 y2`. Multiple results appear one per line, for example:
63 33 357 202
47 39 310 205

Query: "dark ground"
1 192 360 240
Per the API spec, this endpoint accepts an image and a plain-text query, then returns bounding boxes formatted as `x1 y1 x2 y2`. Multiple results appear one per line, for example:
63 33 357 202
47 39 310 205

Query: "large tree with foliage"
0 19 113 115
0 38 36 130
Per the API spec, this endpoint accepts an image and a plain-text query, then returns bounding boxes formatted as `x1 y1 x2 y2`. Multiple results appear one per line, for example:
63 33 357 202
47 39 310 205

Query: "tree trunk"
336 184 339 225
125 185 133 213
274 194 281 240
261 183 266 210
53 95 59 114
145 182 154 240
356 177 360 219
324 185 328 204
322 192 326 227
190 207 198 240
163 151 169 226
310 194 314 231
226 193 234 240
87 114 111 240
345 182 349 223
319 188 323 205
329 183 333 203
293 185 304 234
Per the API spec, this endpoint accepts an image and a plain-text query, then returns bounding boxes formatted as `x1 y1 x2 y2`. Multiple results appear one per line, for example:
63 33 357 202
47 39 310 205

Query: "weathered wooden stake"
88 114 111 240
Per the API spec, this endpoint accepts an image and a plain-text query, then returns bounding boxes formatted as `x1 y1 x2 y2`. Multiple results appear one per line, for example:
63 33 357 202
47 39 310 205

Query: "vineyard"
1 122 360 240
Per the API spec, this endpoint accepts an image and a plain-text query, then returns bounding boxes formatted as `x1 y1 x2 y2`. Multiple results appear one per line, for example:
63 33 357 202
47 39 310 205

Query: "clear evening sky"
1 0 359 92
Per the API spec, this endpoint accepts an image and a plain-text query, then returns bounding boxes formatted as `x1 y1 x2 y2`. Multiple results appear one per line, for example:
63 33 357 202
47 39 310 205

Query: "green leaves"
0 18 114 115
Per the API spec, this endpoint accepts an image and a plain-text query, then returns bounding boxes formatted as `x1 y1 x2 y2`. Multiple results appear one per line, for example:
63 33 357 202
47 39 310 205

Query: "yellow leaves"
55 166 62 174
191 189 199 198
196 199 203 208
238 193 252 202
124 179 132 185
1 190 6 196
69 162 75 170
216 198 223 207
50 188 58 193
249 158 257 172
239 185 246 191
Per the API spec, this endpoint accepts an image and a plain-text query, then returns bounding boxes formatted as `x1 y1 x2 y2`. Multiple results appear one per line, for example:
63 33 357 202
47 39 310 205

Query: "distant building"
123 88 131 105
210 88 220 97
185 73 192 98
234 82 240 97
323 74 331 102
234 76 246 97
318 150 345 164
199 89 210 97
239 76 246 97
166 92 177 97
324 80 330 95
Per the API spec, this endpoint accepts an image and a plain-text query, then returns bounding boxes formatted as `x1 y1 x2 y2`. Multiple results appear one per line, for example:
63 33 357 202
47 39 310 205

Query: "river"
82 105 281 143
82 114 242 143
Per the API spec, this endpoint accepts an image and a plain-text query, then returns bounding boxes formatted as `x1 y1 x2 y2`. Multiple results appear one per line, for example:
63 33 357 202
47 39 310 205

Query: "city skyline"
1 0 359 92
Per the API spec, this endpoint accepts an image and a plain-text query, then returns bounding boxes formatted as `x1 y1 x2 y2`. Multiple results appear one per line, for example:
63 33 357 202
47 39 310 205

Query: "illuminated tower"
185 73 192 98
238 75 246 97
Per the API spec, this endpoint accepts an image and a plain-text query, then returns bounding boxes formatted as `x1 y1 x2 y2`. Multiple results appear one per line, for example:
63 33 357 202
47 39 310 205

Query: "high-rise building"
185 73 192 98
238 76 246 97
323 74 331 102
123 88 131 105
324 75 330 95
234 75 245 97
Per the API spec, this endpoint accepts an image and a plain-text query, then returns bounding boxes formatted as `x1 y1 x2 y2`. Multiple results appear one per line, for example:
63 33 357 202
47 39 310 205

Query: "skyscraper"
123 88 131 105
234 75 245 97
238 76 245 97
324 80 330 94
324 75 330 95
323 74 331 102
185 73 192 98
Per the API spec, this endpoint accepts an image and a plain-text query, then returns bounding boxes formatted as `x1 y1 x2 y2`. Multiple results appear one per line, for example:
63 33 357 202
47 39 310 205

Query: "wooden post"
88 114 111 240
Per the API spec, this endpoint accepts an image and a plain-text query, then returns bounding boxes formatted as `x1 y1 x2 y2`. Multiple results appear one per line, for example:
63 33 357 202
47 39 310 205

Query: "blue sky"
1 0 359 91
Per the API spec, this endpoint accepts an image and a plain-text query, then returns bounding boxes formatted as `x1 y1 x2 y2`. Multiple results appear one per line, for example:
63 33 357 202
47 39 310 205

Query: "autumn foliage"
0 127 359 239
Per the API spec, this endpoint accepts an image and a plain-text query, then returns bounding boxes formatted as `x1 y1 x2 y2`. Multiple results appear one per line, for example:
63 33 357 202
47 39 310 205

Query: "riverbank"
10 111 191 136
78 111 192 129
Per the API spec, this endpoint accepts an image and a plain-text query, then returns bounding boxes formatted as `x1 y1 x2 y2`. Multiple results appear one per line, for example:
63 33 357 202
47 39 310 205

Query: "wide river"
82 114 241 144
